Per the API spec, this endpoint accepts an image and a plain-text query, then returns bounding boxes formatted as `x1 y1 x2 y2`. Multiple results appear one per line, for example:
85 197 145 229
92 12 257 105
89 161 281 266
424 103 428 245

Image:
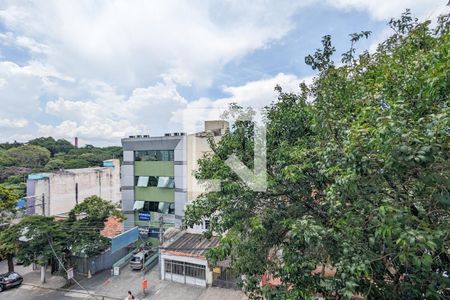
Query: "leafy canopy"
185 11 449 299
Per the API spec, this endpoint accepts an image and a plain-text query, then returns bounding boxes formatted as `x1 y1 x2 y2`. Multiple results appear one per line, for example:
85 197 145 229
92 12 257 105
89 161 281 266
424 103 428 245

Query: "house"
160 232 219 287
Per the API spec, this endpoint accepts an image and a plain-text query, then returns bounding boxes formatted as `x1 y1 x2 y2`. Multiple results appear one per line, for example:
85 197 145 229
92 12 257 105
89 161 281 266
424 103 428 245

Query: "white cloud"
40 79 188 145
35 73 309 145
325 0 447 21
0 0 307 88
0 61 72 119
0 0 447 145
0 118 28 128
172 73 312 133
0 32 50 54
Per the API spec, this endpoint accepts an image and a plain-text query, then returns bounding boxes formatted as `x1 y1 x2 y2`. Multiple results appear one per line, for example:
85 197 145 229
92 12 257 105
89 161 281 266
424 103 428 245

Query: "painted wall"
28 159 121 216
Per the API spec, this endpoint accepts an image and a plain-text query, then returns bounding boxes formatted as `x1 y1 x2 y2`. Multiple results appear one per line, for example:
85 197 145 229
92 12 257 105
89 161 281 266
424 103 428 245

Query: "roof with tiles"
161 232 219 259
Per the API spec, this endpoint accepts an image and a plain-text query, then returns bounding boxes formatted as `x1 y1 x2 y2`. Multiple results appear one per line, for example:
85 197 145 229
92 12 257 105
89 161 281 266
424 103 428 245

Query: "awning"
137 176 149 187
157 176 174 188
133 201 145 210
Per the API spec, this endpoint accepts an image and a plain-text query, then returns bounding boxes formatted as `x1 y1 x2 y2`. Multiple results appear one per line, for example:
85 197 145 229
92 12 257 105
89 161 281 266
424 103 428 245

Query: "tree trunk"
7 254 14 272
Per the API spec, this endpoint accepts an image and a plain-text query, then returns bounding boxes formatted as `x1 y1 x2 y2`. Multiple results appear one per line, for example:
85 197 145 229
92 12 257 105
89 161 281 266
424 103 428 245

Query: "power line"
47 234 99 300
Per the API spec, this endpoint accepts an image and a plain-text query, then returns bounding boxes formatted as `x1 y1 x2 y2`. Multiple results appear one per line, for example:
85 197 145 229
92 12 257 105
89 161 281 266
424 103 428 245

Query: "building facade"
26 159 121 217
121 134 186 231
121 121 229 233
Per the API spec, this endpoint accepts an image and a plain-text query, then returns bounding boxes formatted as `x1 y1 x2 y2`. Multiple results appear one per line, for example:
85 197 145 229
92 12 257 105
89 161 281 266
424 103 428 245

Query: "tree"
185 12 450 299
6 145 51 168
29 137 74 156
16 215 68 267
44 159 65 171
0 186 19 272
0 185 18 223
71 195 123 221
0 225 19 272
66 196 123 256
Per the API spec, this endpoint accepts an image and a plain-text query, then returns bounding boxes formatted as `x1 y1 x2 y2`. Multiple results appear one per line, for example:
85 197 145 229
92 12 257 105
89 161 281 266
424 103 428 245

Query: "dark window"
139 201 175 215
204 220 210 230
135 150 174 161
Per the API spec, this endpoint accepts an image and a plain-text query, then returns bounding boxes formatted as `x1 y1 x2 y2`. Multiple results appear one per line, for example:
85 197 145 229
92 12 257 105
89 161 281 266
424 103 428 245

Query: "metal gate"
212 266 240 289
164 259 206 287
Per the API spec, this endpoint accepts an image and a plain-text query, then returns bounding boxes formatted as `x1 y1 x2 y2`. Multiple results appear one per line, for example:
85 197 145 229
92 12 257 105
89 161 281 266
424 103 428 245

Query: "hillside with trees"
185 12 449 299
0 137 122 198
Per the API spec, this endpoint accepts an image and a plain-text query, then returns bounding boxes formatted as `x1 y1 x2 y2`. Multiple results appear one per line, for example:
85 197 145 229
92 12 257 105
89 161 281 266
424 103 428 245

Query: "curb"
22 282 122 300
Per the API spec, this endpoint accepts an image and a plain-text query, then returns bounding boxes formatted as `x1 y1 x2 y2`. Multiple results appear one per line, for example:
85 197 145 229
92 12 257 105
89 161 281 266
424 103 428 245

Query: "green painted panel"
135 187 174 202
134 161 174 176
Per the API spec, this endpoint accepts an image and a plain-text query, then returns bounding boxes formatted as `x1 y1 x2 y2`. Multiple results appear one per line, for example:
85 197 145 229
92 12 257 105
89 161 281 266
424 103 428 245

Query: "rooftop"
161 232 219 259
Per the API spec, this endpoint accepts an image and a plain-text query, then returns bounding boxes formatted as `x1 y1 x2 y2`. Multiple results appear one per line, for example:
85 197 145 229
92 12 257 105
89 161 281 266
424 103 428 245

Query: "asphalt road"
1 284 96 299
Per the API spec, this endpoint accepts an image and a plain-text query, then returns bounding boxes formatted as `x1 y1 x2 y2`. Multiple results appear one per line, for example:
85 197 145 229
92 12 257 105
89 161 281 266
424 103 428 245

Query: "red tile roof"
100 216 123 238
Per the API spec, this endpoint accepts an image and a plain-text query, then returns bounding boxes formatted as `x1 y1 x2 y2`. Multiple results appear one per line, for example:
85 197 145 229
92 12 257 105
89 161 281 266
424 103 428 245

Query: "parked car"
130 250 154 270
0 272 23 292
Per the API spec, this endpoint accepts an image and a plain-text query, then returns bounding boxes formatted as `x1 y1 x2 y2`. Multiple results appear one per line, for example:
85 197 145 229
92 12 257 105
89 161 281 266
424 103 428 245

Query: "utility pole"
40 193 46 284
41 193 45 216
158 215 164 280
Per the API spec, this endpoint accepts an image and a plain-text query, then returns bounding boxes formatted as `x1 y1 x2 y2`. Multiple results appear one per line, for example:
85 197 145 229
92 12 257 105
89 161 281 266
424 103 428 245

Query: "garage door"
164 259 206 287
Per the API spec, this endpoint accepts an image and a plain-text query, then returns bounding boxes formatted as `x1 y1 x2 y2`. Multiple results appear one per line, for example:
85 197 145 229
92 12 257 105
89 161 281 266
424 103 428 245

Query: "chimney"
74 137 78 148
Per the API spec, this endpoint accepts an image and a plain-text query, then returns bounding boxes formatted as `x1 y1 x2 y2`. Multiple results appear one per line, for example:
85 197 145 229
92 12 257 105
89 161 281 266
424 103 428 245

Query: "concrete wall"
28 159 121 216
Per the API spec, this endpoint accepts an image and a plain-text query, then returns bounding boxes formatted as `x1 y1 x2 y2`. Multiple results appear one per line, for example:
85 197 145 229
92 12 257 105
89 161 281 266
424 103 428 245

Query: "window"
204 220 210 230
157 176 175 188
138 201 175 215
135 150 174 161
135 176 174 188
137 176 149 187
169 203 175 214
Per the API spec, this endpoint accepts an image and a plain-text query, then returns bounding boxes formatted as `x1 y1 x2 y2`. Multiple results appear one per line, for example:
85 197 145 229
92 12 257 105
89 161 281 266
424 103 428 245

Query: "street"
1 285 94 299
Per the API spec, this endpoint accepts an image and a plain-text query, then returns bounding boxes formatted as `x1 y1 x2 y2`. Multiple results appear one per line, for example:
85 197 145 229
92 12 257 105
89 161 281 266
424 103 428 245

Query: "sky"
0 0 448 146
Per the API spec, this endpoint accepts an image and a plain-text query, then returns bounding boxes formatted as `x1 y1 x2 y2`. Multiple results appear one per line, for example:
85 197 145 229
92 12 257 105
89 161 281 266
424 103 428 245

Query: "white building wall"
174 136 186 162
174 164 186 190
120 164 134 187
30 159 121 216
160 253 212 288
123 150 134 162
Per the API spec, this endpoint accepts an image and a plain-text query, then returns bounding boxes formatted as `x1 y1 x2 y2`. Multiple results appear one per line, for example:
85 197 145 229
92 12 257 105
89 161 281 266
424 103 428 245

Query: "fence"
71 247 129 276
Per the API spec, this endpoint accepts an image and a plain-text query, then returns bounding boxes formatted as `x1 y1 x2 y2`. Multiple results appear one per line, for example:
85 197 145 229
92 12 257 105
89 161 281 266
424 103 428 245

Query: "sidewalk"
0 260 66 290
1 260 246 299
67 263 246 300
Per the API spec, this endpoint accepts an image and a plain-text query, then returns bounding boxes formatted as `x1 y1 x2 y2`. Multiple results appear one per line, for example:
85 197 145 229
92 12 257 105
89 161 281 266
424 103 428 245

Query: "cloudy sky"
0 0 448 145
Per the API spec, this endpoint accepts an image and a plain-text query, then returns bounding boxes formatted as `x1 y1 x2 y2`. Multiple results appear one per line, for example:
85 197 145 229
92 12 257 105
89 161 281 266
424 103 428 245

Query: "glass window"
137 176 149 187
157 177 175 188
169 203 175 214
135 176 174 188
135 150 174 161
138 201 175 214
149 176 158 186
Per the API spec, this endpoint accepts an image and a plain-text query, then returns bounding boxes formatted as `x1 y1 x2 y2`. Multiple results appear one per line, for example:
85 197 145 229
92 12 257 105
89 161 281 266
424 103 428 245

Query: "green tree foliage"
0 225 20 272
67 196 123 256
5 145 51 168
44 158 65 170
71 195 123 221
16 215 68 266
28 137 75 156
0 185 18 222
185 12 449 299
